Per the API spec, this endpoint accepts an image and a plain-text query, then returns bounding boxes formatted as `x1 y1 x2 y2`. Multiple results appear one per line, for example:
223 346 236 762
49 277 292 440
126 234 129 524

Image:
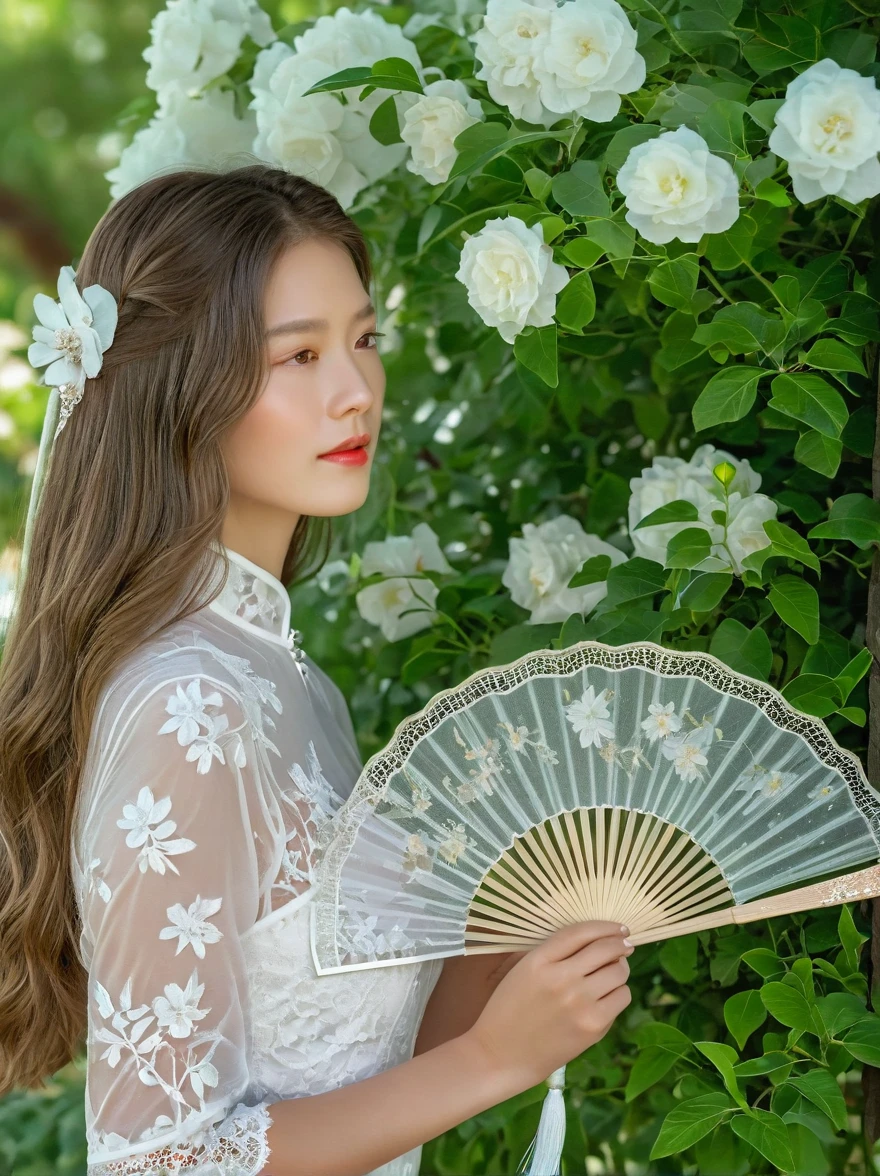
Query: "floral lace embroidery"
158 679 248 774
116 787 197 877
217 561 286 635
276 741 343 896
89 1101 272 1176
92 970 222 1118
192 632 283 759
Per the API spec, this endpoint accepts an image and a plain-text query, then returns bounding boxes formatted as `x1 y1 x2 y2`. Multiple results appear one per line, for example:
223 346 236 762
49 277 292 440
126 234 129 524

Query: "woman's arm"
413 952 528 1054
262 1029 520 1176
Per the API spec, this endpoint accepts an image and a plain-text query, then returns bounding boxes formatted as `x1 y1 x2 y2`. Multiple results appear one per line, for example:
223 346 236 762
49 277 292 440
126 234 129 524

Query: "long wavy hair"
0 164 373 1092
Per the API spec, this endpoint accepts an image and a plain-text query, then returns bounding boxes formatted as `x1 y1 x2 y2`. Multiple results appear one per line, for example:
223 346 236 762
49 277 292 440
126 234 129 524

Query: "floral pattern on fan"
562 684 722 785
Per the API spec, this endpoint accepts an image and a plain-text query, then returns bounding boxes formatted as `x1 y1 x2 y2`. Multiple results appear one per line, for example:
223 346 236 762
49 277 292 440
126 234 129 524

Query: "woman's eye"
284 331 384 367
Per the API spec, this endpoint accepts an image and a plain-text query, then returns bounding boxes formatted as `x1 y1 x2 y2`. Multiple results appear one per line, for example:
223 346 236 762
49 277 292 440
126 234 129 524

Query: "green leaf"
625 1045 680 1101
754 177 791 206
524 167 552 201
648 255 700 312
697 98 748 162
761 981 815 1031
780 673 844 718
793 430 842 478
595 557 667 612
808 493 880 549
634 499 700 530
762 520 821 573
724 990 768 1051
815 992 870 1037
649 1094 734 1159
835 646 873 698
664 526 712 569
693 303 785 358
742 948 785 980
768 575 820 644
842 1017 880 1066
568 554 612 588
692 365 764 431
680 571 732 612
768 373 849 439
605 123 663 169
730 1110 794 1172
709 618 773 680
695 1042 748 1109
787 1070 847 1133
561 237 604 268
368 93 402 145
802 338 867 376
734 1051 792 1077
583 214 636 260
556 270 596 332
838 903 867 973
514 325 558 388
551 160 610 217
303 56 424 95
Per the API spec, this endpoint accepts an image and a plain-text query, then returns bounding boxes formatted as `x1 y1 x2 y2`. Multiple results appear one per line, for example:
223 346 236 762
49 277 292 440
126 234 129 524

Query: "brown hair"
0 164 373 1092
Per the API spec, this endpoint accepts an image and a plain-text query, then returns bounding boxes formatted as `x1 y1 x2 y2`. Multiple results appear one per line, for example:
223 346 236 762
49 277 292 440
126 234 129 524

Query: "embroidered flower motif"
453 726 506 795
158 678 237 774
640 701 683 743
736 765 798 813
153 971 212 1039
497 720 557 763
116 785 197 876
160 895 224 958
402 833 433 873
565 684 615 749
660 720 715 783
437 821 476 867
86 857 112 904
193 633 283 758
808 781 837 801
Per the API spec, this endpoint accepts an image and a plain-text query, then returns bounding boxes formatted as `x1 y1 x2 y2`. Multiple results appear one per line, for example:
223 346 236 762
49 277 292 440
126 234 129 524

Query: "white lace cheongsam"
71 541 444 1176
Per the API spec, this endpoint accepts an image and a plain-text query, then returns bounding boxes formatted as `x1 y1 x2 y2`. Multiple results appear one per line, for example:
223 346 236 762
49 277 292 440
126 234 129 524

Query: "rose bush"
33 0 878 1171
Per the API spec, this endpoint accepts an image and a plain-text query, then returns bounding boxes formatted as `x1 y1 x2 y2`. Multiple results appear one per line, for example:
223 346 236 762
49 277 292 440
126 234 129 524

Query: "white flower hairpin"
14 265 118 611
28 265 118 439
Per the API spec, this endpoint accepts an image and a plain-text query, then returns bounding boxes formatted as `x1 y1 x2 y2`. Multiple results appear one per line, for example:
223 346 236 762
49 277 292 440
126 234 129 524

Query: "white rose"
355 523 453 642
617 126 740 244
456 216 570 344
502 516 627 624
628 443 775 575
472 0 560 127
400 79 484 185
250 47 362 206
250 9 425 205
533 0 645 122
144 0 275 110
105 89 257 200
769 58 880 204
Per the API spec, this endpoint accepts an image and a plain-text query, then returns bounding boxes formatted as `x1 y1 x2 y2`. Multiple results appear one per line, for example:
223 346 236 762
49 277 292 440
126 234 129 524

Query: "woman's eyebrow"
265 300 376 338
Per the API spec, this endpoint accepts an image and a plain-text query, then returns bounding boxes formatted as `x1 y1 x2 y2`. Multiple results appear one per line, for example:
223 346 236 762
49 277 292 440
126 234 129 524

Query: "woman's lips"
317 446 369 465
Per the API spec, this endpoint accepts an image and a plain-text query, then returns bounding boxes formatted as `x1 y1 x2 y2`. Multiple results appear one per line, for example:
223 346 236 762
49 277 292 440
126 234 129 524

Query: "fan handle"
626 862 880 946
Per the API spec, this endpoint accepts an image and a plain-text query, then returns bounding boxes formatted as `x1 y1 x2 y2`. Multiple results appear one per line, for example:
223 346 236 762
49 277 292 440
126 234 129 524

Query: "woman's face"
220 235 385 568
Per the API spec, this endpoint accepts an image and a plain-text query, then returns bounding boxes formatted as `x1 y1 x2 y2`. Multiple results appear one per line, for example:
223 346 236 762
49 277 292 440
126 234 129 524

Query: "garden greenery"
10 0 880 1172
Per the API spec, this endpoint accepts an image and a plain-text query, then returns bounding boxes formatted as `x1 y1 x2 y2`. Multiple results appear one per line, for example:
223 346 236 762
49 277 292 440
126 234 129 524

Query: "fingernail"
620 925 630 935
623 938 633 948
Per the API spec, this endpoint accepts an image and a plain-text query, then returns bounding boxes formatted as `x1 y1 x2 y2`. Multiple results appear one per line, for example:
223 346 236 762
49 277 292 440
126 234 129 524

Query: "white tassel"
516 1064 567 1176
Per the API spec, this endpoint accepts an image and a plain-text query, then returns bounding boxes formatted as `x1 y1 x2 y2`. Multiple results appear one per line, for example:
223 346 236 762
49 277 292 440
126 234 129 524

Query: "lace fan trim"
88 1101 272 1176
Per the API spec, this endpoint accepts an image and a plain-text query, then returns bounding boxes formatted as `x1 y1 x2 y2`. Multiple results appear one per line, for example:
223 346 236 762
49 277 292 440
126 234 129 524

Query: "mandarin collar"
206 539 300 652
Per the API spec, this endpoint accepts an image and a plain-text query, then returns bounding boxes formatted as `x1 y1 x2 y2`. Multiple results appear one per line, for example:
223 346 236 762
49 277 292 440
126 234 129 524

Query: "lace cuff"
88 1101 272 1176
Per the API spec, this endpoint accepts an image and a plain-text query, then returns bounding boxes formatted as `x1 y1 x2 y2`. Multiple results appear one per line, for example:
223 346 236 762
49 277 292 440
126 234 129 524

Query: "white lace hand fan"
309 640 880 1176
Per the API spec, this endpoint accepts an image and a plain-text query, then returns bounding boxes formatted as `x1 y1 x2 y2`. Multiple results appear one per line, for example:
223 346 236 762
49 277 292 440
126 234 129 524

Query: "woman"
0 164 633 1176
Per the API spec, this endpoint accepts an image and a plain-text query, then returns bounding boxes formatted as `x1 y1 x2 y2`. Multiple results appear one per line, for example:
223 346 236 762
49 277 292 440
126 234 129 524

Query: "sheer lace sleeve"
75 671 275 1176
